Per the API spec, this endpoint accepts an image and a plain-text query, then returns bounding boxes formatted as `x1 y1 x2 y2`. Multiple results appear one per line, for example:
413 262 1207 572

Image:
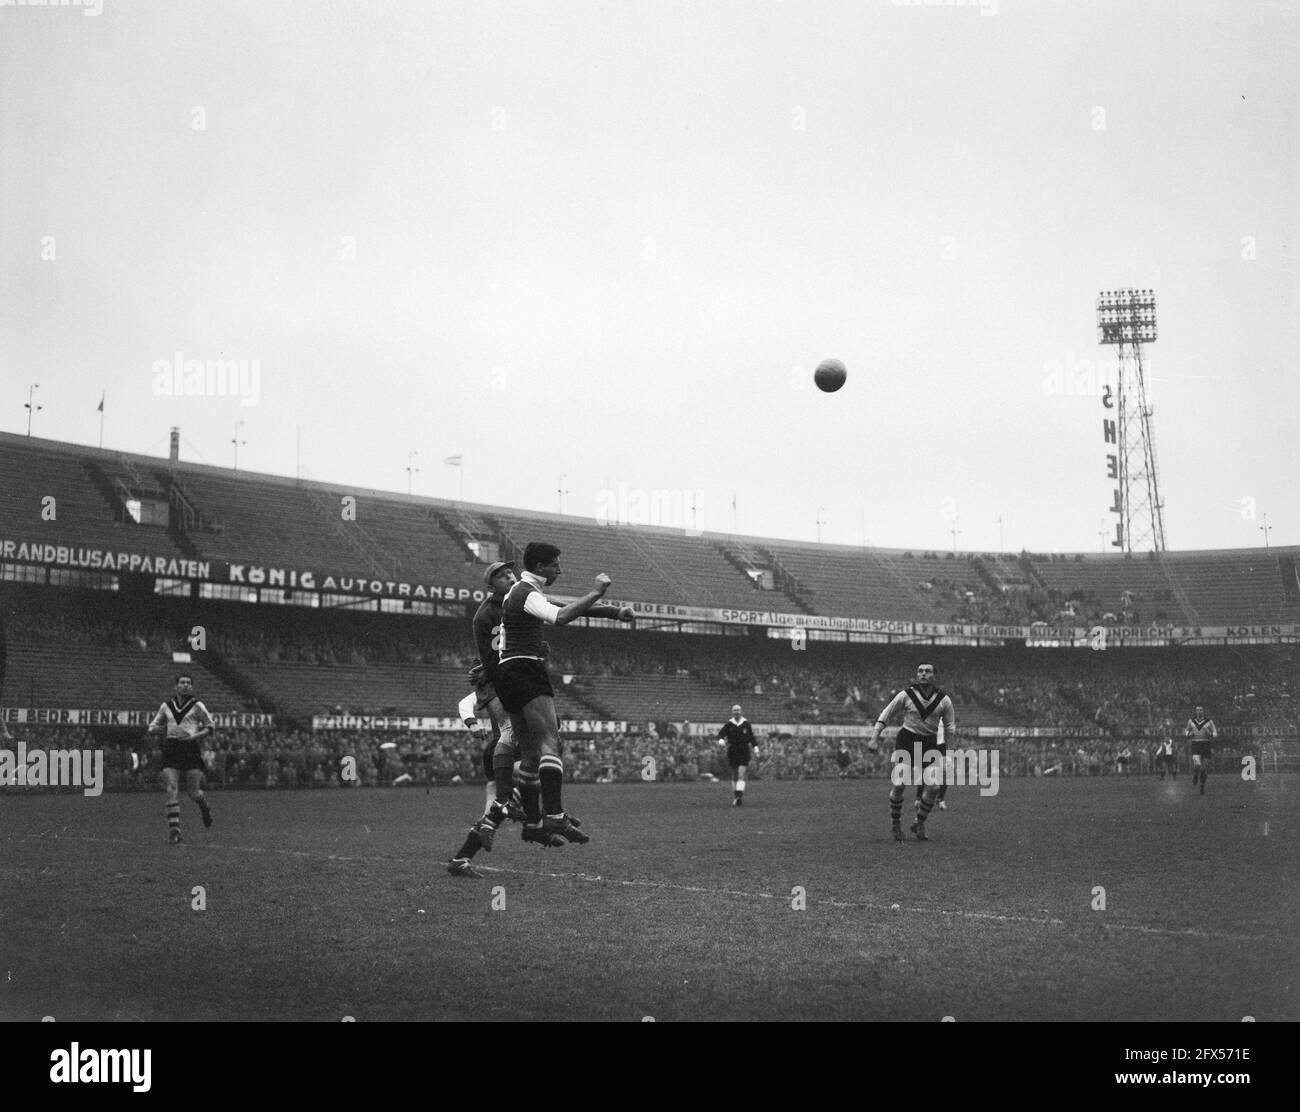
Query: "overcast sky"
2 0 1296 554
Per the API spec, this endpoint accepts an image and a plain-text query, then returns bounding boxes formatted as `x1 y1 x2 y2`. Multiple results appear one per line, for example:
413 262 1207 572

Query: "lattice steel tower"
1097 288 1167 552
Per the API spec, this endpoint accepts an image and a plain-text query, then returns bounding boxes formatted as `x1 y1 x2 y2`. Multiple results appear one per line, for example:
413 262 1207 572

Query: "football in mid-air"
814 358 847 392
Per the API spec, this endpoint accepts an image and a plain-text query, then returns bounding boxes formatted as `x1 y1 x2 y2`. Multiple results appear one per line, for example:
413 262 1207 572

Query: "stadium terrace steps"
3 435 1297 628
1027 552 1300 626
757 542 949 622
1161 552 1300 626
5 642 249 713
233 660 593 723
0 442 187 561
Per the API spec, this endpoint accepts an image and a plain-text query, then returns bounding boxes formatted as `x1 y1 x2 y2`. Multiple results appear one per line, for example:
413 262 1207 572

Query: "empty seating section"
761 543 943 620
169 470 392 571
353 502 474 579
1 441 183 560
6 643 248 711
1162 552 1300 625
2 434 1296 627
494 515 680 604
617 532 776 608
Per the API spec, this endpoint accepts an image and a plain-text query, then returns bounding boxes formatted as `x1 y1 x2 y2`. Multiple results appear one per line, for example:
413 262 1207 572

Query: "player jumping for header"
447 561 559 878
147 673 215 844
1185 705 1218 795
496 542 633 847
869 663 955 843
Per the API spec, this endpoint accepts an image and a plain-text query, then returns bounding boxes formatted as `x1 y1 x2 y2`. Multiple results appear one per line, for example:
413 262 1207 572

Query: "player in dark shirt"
497 541 633 847
717 705 759 806
448 561 539 876
836 743 852 778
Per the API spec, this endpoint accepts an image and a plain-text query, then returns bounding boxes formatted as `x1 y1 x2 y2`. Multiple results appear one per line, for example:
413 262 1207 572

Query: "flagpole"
98 392 105 448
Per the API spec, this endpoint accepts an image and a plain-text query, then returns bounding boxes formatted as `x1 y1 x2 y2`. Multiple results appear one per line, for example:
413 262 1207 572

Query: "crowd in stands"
2 723 1288 792
4 586 1296 755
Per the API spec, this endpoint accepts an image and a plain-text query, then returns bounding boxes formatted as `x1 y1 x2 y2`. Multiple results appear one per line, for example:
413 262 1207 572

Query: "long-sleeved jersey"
876 685 955 739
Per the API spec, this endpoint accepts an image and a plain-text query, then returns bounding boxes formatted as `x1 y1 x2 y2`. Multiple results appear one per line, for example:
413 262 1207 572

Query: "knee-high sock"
453 828 483 861
517 768 541 823
166 800 180 832
492 750 515 805
889 783 904 825
539 754 564 816
917 785 938 823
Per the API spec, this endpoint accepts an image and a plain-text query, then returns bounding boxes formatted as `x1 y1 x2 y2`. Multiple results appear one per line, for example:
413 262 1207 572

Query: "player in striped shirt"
1184 705 1218 795
146 674 215 844
868 664 956 842
497 542 633 847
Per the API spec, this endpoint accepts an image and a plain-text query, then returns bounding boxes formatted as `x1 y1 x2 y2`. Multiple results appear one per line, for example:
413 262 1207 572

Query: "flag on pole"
444 455 462 466
97 392 104 413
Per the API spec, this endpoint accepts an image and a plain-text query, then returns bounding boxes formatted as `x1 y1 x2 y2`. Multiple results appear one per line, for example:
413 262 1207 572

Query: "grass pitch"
1 775 1295 1022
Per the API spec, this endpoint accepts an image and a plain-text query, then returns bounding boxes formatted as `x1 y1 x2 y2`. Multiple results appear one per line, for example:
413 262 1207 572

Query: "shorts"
1191 741 1211 759
162 738 205 773
727 751 752 770
495 659 554 714
474 680 499 716
894 728 943 758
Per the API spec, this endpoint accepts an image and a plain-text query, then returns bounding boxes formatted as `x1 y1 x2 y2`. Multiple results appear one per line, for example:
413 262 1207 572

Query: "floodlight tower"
1096 288 1166 552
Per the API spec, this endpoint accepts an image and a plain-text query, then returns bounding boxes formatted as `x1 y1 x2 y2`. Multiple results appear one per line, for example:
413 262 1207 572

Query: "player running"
868 663 955 843
1185 705 1218 795
496 542 633 847
1153 735 1176 780
447 561 557 878
717 704 759 806
146 674 215 844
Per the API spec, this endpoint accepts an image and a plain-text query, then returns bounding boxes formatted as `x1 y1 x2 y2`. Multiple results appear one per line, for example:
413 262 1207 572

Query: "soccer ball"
814 359 846 392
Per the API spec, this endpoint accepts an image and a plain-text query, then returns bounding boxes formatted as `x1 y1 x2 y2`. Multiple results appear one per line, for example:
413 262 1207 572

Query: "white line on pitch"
20 833 1278 944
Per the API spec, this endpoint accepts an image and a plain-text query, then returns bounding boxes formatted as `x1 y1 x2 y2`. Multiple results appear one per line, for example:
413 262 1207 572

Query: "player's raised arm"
546 572 612 625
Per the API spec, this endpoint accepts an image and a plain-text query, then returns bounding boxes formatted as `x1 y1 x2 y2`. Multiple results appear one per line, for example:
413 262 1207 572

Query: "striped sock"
517 769 541 823
166 801 180 833
917 791 937 823
889 787 904 826
539 754 564 816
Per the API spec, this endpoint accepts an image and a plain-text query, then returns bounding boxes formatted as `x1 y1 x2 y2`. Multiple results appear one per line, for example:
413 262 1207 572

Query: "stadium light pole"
1259 512 1272 551
406 451 420 495
996 514 1005 553
231 421 246 470
557 474 570 514
1096 288 1165 552
950 519 962 555
24 383 42 437
816 506 826 544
